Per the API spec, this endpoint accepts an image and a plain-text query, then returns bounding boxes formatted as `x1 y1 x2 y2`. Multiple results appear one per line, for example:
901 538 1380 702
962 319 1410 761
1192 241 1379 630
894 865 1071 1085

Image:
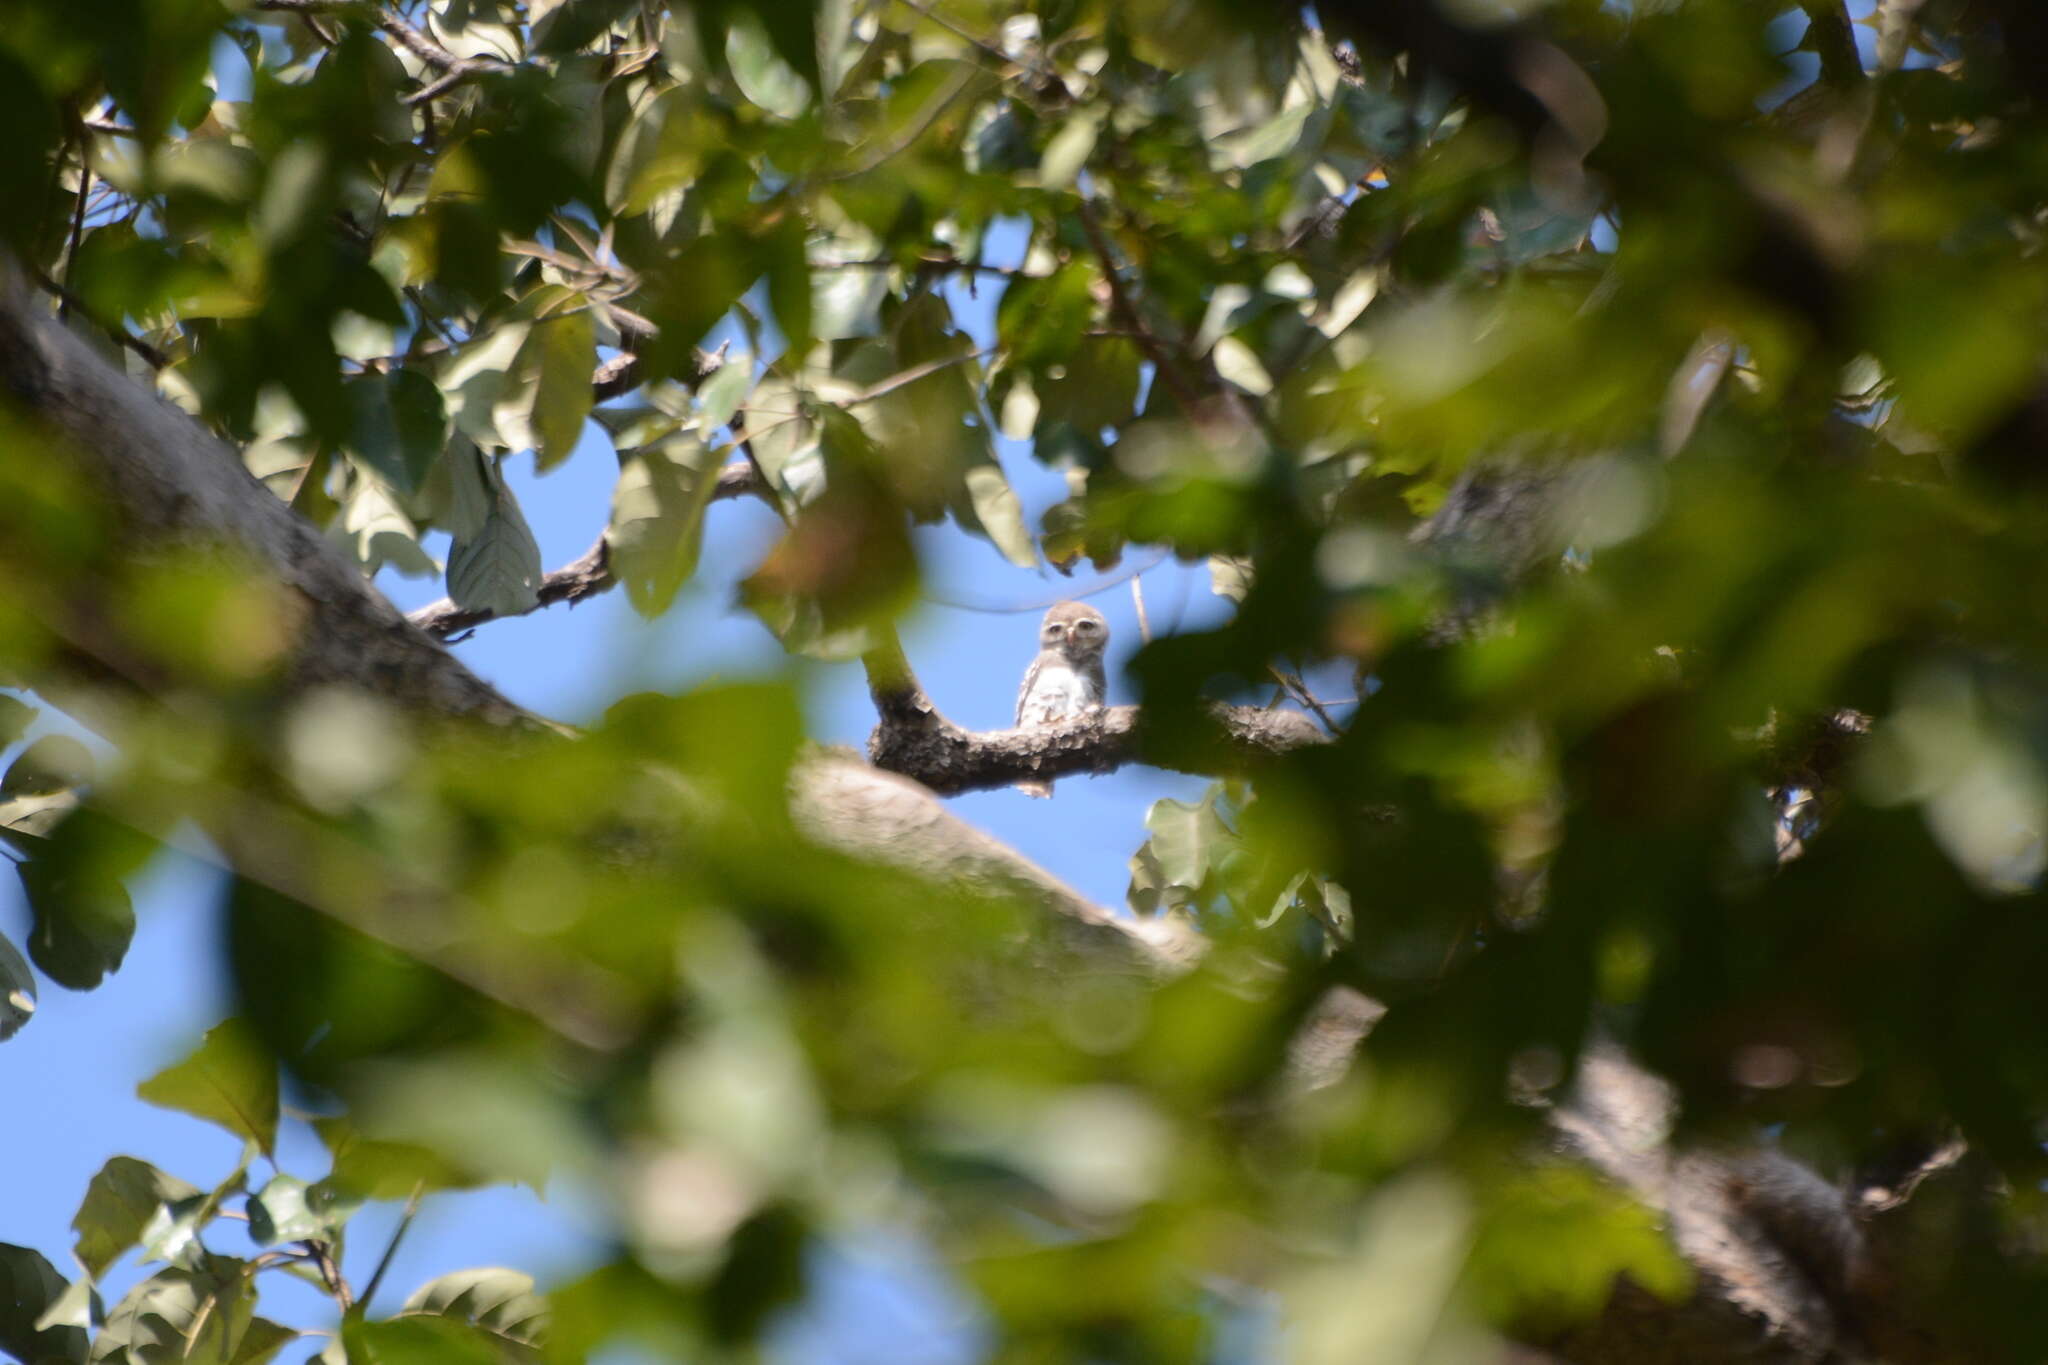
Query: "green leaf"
33 1275 100 1359
607 433 723 617
138 1193 210 1270
0 931 34 1041
0 1242 88 1365
71 1158 202 1280
1039 109 1102 188
437 438 496 542
90 1257 253 1365
0 695 37 748
761 215 814 364
340 1316 506 1365
696 352 755 431
957 462 1036 567
2 735 93 797
524 310 596 471
401 1268 547 1350
337 478 438 580
1140 791 1237 894
312 1118 481 1202
347 370 448 496
1034 337 1140 435
136 1019 280 1156
446 464 542 618
442 322 535 453
225 1317 295 1365
19 813 137 993
244 1176 330 1247
997 263 1095 372
723 13 811 120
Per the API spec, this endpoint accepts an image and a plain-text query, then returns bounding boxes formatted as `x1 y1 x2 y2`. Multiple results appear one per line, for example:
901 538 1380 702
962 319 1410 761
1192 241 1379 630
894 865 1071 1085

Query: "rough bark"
862 638 1329 795
0 263 525 728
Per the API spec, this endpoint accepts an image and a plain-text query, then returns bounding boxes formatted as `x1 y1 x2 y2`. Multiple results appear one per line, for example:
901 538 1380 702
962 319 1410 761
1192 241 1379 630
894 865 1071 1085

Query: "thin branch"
28 267 168 368
305 1239 354 1312
814 255 1034 280
890 0 1023 69
830 63 979 179
1130 575 1152 644
408 463 770 639
358 1182 425 1313
1267 664 1341 735
58 154 89 323
1074 197 1210 417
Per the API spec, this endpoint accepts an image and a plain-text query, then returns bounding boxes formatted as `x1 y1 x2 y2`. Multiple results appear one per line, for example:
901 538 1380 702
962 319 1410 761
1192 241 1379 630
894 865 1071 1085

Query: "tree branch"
861 637 1326 795
407 462 770 639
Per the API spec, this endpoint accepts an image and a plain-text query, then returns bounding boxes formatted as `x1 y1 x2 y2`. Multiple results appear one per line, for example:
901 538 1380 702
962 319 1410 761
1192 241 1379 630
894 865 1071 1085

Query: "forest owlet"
1013 601 1109 798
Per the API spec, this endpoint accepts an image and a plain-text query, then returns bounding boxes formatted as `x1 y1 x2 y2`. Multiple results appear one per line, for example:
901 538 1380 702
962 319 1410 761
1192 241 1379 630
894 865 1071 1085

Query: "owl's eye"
1074 620 1100 633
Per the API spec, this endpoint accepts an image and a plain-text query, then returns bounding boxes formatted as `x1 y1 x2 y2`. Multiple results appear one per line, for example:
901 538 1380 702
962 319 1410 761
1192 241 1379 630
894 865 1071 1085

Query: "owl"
1013 601 1109 798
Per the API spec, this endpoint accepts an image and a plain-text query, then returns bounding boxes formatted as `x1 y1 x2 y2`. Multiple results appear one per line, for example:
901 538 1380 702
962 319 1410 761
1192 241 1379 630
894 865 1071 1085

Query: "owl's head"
1040 601 1108 660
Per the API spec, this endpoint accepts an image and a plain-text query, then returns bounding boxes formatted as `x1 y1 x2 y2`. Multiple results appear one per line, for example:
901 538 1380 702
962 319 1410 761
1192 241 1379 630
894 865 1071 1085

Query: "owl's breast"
1020 660 1097 723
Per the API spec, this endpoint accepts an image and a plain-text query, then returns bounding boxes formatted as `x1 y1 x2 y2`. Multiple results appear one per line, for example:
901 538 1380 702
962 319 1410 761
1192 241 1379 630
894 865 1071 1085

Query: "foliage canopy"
4 0 2048 1360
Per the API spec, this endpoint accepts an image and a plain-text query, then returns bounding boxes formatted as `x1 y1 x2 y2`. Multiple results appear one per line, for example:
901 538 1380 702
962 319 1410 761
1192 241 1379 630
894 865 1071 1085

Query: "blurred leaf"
0 695 36 748
1463 1163 1691 1333
524 310 597 471
2 735 92 797
607 433 723 616
136 1019 279 1156
697 352 755 431
348 370 449 496
723 12 813 119
71 1158 202 1280
313 1118 481 1203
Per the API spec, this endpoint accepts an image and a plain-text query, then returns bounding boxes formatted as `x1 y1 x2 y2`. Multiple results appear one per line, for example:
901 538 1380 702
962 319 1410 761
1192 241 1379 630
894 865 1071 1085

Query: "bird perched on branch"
1013 601 1109 798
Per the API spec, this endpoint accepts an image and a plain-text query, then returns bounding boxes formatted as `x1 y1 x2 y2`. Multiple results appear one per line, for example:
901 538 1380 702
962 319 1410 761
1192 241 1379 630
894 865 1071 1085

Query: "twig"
831 63 978 179
729 408 791 525
305 1239 354 1311
890 0 1024 69
1130 574 1152 644
59 153 89 322
814 255 1033 280
1074 197 1209 416
28 268 167 368
409 463 771 638
1268 664 1342 735
358 1182 425 1313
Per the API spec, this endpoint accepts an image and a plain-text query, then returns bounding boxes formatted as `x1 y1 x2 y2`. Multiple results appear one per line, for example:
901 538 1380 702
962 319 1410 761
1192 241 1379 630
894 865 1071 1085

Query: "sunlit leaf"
607 433 723 616
136 1019 279 1156
71 1158 202 1279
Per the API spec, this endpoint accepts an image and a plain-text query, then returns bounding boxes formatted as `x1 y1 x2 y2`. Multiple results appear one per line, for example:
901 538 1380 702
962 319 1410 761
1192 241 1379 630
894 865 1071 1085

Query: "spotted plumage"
1013 601 1109 798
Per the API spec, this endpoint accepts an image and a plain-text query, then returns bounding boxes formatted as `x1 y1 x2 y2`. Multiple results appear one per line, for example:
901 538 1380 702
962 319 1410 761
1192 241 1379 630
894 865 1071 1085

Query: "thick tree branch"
0 262 524 726
861 637 1327 795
